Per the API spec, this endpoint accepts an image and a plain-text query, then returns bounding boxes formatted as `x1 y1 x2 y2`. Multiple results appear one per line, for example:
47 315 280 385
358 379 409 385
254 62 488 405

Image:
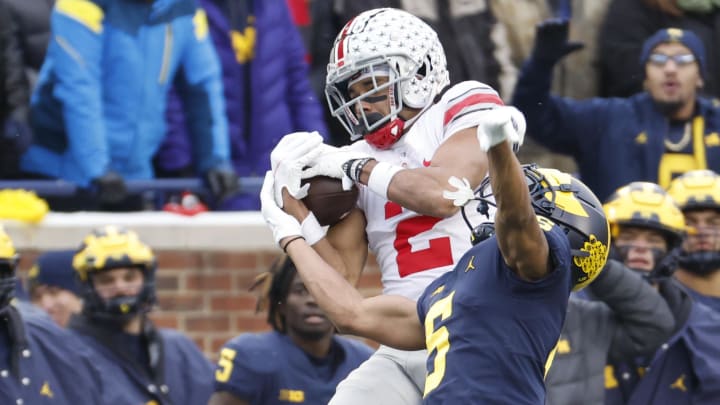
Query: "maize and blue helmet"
465 165 610 291
73 226 157 322
667 170 720 274
603 182 686 280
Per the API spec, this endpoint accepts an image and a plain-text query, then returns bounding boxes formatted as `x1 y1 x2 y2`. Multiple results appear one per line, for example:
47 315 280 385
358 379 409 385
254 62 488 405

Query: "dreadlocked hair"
249 255 297 333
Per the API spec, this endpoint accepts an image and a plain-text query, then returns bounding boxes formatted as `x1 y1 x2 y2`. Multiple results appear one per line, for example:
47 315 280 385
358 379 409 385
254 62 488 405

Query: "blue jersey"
0 307 103 404
417 225 573 404
214 331 373 404
605 299 720 405
684 287 720 314
69 316 214 405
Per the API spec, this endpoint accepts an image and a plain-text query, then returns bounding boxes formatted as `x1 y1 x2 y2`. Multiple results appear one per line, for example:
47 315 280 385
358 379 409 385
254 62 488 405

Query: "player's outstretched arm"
283 236 425 350
482 115 550 281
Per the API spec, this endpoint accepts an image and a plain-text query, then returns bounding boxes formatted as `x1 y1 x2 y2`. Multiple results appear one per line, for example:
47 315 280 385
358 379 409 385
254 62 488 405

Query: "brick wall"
7 212 385 361
17 248 383 361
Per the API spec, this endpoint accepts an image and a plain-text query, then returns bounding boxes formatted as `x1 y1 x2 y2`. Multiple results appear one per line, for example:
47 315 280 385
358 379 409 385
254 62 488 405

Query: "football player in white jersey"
268 8 525 405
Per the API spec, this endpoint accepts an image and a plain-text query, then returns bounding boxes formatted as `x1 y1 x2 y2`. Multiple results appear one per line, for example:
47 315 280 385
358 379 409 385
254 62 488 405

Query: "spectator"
3 0 53 86
490 0 611 173
545 183 680 405
208 255 373 405
0 225 103 404
513 22 720 202
599 0 720 98
21 0 237 211
27 249 82 327
1 0 33 179
668 169 720 312
68 225 214 404
602 181 720 404
159 0 327 210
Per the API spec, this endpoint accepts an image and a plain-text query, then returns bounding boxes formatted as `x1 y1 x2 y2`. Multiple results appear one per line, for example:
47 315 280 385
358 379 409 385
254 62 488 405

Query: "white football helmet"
325 8 450 149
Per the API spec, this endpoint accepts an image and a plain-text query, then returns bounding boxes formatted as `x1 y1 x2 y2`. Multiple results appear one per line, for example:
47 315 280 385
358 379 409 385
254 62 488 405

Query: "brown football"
301 176 359 226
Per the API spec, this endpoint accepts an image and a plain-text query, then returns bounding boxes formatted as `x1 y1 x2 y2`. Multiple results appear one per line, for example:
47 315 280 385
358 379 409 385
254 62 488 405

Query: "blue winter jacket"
512 58 720 202
159 0 328 209
22 0 230 187
0 307 103 404
604 282 720 404
68 315 214 404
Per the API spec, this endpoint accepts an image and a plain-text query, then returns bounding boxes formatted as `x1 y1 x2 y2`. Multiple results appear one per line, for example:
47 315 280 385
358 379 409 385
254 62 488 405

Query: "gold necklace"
665 122 692 152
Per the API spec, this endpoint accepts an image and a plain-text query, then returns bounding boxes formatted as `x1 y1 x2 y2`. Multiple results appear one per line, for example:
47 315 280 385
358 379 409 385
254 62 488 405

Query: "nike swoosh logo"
422 159 431 167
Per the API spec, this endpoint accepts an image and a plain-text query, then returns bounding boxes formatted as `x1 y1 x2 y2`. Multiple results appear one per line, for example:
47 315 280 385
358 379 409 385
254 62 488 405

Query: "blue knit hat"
27 250 81 295
640 28 706 77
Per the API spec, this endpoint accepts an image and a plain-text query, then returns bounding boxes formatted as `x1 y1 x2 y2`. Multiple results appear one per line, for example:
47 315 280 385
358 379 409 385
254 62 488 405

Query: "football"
301 176 359 226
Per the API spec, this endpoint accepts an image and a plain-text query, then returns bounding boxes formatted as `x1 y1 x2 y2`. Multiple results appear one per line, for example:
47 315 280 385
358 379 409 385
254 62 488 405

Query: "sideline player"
269 8 525 404
0 226 103 404
209 255 372 404
69 226 214 404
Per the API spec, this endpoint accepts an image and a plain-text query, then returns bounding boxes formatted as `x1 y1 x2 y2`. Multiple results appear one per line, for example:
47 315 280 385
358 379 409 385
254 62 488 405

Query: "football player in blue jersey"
0 226 103 404
668 170 720 313
260 108 611 404
209 255 373 405
68 225 214 404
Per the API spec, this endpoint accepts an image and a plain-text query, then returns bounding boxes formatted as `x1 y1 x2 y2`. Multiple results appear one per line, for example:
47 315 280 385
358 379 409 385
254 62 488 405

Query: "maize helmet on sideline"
0 226 19 310
667 170 720 274
73 226 157 322
603 182 685 280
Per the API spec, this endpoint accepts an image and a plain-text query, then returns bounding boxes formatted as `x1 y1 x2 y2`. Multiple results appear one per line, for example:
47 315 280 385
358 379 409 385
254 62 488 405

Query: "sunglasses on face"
648 53 696 66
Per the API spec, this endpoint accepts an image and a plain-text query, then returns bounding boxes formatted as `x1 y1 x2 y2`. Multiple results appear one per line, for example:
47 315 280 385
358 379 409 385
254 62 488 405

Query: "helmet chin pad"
362 115 405 150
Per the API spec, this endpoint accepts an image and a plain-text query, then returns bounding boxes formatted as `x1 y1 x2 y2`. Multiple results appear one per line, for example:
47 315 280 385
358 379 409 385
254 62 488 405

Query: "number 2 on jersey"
386 202 454 277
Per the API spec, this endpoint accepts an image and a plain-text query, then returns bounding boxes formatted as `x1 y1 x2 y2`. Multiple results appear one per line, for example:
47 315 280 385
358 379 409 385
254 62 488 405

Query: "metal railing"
0 177 266 211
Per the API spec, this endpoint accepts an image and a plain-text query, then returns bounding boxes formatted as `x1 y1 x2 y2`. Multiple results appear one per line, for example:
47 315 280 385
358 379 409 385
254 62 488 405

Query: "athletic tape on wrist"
367 161 404 200
301 213 327 245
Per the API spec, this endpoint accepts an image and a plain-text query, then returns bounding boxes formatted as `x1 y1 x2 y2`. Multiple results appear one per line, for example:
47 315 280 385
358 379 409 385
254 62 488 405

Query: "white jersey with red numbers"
345 80 502 300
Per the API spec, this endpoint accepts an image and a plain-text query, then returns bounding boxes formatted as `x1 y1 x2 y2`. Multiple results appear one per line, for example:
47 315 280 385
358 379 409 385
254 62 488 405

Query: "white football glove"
300 144 371 190
443 176 475 207
270 131 324 171
476 106 526 152
260 171 302 246
272 135 325 207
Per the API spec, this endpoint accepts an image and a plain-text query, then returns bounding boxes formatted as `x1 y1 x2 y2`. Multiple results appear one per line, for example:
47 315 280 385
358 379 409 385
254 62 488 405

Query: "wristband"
282 236 305 253
343 157 375 183
367 161 404 200
301 213 327 245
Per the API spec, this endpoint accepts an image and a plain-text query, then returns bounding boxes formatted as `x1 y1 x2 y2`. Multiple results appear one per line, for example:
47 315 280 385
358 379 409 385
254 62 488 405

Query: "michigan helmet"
0 226 19 309
325 8 449 149
73 226 157 322
667 170 720 274
603 182 685 279
466 165 610 290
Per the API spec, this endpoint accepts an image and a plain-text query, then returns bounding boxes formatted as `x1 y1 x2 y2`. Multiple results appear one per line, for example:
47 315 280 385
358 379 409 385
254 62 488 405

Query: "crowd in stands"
1 0 719 212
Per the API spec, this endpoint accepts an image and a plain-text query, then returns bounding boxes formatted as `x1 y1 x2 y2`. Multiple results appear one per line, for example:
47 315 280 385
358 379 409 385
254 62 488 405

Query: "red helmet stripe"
335 18 355 67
